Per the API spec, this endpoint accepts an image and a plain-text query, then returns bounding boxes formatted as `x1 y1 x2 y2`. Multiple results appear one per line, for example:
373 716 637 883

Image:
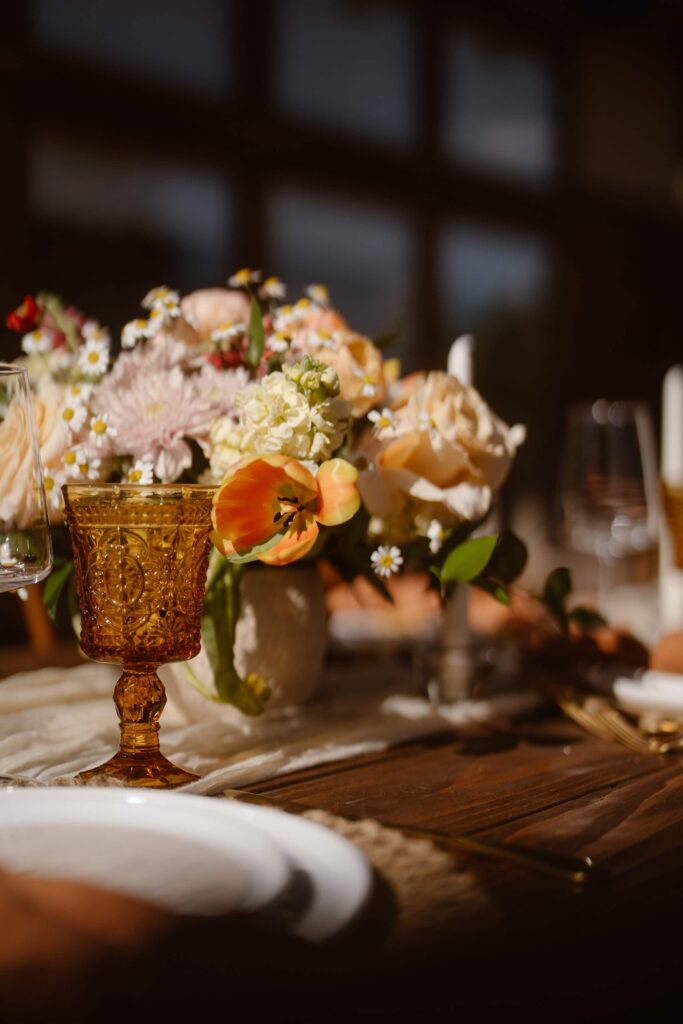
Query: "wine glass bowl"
63 483 215 787
0 364 52 593
557 399 659 613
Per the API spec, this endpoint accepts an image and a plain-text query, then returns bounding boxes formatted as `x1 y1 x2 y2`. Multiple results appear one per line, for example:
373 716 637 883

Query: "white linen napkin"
0 661 540 793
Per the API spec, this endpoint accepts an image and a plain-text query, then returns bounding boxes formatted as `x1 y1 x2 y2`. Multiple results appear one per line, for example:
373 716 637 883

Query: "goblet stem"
79 667 199 788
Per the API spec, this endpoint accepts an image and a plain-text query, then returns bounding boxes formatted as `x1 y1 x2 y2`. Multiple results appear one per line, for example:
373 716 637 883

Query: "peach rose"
0 380 67 526
296 307 349 335
358 371 524 533
388 370 426 411
180 288 252 343
313 333 386 418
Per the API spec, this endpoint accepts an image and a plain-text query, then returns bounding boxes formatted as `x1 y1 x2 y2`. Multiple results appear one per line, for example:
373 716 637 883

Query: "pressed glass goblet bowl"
63 483 215 787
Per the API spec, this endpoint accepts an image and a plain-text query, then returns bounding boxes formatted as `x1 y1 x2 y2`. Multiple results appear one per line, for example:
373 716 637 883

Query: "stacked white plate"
0 789 372 942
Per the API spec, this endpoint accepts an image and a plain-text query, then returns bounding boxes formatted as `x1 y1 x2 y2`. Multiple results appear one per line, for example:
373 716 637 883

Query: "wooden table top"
252 712 683 1019
1 694 681 1022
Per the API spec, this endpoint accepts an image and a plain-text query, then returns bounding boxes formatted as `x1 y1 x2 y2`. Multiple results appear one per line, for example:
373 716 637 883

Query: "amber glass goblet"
63 483 215 787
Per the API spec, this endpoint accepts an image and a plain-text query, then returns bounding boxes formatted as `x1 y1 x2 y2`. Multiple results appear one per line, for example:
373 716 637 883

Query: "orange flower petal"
315 458 360 526
209 531 236 557
259 520 319 566
279 456 317 496
212 456 288 552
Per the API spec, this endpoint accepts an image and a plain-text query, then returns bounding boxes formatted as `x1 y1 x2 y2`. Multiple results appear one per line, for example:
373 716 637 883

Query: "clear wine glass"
0 364 52 592
557 399 659 611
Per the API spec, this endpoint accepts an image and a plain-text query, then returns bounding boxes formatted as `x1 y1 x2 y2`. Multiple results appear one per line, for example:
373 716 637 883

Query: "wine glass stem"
114 667 166 757
596 555 612 615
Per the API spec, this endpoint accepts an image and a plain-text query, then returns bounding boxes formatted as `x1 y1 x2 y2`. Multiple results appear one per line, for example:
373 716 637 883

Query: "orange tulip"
212 454 360 566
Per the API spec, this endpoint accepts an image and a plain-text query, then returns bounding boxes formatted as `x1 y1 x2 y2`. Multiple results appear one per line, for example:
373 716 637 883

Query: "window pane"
440 223 551 484
275 0 413 144
440 224 548 328
33 0 229 95
443 30 554 182
268 189 412 359
29 136 232 324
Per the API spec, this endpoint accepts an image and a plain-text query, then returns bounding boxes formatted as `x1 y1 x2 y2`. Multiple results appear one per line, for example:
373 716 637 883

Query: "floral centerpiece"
3 271 528 714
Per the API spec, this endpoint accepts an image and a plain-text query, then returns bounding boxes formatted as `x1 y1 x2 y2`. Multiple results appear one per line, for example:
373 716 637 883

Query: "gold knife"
222 787 604 888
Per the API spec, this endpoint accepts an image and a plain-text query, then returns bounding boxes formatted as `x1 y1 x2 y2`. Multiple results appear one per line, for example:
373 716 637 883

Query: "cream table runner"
0 661 540 793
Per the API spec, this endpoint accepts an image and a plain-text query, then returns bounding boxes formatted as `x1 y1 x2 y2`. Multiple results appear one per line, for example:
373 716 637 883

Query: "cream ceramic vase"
163 565 327 722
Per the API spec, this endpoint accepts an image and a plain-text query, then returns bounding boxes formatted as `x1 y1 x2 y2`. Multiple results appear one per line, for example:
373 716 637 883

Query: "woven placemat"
302 809 495 947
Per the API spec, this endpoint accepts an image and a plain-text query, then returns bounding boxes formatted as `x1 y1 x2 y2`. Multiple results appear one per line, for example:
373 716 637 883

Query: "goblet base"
79 750 199 788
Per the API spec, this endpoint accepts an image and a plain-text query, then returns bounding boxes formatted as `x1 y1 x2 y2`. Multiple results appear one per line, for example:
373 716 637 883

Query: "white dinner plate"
212 798 373 941
0 788 290 917
0 788 373 941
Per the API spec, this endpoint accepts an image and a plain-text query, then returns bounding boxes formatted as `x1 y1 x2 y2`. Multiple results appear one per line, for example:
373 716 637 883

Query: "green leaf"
569 606 607 633
543 566 572 633
440 535 498 584
486 531 528 584
439 517 485 561
201 564 269 715
473 578 511 605
224 530 286 565
43 560 73 621
247 295 265 367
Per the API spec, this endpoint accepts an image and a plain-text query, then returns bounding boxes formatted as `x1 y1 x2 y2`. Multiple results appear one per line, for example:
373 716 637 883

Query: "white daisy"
419 411 438 437
306 329 336 350
67 383 93 402
228 268 261 288
153 294 182 323
371 545 403 579
82 321 111 345
62 445 100 481
21 329 52 355
78 338 109 377
426 519 444 555
210 321 247 345
268 331 291 354
127 459 154 485
49 348 75 374
272 305 300 332
61 399 88 434
260 276 286 300
368 407 396 437
354 368 378 398
43 469 66 513
121 318 151 349
306 284 330 307
142 286 179 311
89 412 117 448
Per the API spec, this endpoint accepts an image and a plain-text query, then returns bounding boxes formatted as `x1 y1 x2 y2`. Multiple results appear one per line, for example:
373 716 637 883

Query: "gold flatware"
558 693 683 756
222 787 603 888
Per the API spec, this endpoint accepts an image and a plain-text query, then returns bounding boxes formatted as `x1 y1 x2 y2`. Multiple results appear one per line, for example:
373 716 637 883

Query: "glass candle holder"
63 483 215 787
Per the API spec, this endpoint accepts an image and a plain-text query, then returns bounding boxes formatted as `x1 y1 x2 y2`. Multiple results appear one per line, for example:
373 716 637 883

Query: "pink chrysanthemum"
92 346 240 481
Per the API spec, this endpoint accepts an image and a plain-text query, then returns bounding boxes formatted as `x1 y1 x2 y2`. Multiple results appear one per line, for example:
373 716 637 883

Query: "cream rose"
358 371 524 534
0 380 68 526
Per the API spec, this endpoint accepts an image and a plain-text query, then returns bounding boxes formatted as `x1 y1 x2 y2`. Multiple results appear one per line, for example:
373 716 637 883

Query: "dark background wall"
1 0 681 498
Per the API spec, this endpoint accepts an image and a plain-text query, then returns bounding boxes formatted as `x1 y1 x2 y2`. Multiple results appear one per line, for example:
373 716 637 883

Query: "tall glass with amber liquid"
63 484 215 787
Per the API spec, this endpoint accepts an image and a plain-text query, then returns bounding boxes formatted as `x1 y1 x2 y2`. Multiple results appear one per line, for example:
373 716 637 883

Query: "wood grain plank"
258 720 673 836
